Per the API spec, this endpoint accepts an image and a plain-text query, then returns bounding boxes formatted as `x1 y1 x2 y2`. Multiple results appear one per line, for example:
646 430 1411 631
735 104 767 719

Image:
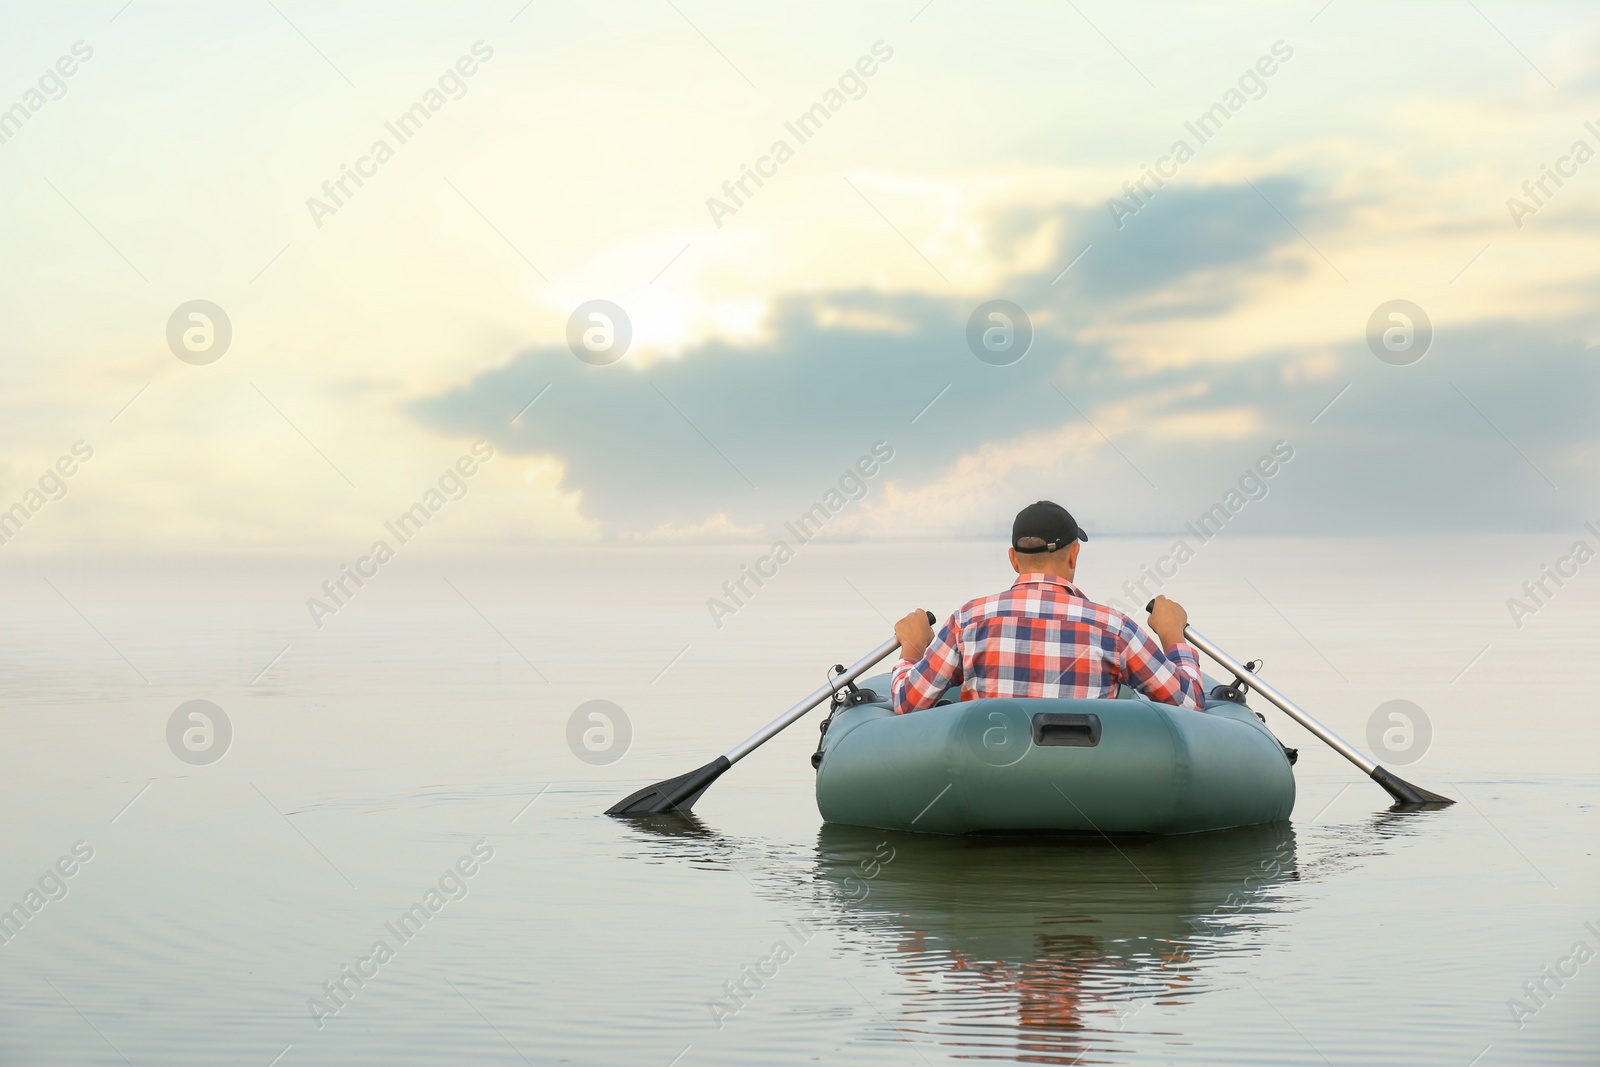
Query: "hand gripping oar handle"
1147 601 1451 807
606 612 936 817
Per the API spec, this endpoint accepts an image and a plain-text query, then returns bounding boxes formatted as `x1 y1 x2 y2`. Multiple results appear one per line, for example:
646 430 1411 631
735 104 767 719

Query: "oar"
606 611 936 817
1150 601 1452 807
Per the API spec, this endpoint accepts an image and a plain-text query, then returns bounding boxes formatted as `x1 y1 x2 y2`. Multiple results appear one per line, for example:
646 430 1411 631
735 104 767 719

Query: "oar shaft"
1184 624 1377 776
723 635 902 764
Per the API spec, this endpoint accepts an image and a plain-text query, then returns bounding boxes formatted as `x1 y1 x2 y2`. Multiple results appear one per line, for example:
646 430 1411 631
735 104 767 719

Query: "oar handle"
722 610 935 765
1189 629 1379 776
1143 598 1376 773
1143 599 1451 807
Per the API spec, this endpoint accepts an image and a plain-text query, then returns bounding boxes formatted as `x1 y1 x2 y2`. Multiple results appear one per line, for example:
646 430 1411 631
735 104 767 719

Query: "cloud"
412 175 1599 538
1045 176 1320 309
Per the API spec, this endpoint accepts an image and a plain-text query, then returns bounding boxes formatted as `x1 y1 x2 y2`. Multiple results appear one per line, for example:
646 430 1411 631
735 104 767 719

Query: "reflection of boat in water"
814 822 1298 1064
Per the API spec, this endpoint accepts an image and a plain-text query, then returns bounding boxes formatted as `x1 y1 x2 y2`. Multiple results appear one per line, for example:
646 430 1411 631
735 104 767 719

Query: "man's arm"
1117 595 1205 711
889 609 963 715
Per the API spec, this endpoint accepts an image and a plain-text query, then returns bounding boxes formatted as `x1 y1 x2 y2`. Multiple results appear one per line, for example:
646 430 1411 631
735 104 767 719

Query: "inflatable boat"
812 672 1296 835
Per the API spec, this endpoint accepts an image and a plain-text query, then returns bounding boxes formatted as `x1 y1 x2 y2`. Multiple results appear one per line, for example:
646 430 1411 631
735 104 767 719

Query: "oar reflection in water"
813 823 1299 1065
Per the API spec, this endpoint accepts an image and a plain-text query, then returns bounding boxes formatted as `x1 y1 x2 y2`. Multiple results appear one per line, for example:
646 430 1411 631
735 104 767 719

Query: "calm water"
1 537 1595 1065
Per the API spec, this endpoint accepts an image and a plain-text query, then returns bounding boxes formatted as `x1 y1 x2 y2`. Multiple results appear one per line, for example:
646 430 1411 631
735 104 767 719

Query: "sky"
1 0 1597 552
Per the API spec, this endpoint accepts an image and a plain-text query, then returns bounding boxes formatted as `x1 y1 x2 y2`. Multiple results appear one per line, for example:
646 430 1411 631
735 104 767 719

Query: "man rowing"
891 500 1204 714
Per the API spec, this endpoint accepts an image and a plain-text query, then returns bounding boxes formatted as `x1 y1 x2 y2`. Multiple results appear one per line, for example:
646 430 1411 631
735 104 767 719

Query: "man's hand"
1148 595 1189 649
895 609 935 661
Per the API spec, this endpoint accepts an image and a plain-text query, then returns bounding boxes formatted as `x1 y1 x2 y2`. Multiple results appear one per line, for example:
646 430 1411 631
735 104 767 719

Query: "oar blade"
1370 766 1454 808
605 756 731 817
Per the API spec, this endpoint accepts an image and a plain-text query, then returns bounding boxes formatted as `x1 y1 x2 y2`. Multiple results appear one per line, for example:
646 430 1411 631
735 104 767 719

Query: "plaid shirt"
890 573 1205 715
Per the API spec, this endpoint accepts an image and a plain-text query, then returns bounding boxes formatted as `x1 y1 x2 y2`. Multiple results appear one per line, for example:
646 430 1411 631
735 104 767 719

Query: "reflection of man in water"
890 928 1194 1063
891 501 1204 715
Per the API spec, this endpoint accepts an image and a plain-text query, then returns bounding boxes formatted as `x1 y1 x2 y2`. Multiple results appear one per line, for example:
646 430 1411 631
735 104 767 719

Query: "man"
891 500 1204 715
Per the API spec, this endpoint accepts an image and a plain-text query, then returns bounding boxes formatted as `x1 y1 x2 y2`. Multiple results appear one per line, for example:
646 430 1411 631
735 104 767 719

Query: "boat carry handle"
1031 712 1102 748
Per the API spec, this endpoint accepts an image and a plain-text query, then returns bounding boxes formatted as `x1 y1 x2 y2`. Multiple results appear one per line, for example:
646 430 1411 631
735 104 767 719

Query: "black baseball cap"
1012 500 1088 553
